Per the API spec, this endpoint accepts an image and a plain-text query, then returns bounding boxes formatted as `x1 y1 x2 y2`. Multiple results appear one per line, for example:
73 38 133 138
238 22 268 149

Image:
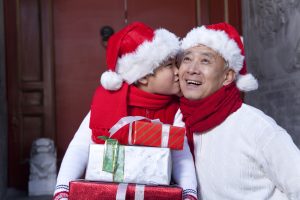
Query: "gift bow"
98 136 124 182
109 116 171 148
116 183 145 200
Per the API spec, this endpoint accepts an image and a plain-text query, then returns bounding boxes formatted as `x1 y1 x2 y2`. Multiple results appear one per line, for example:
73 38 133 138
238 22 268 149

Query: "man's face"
179 45 229 100
146 58 180 95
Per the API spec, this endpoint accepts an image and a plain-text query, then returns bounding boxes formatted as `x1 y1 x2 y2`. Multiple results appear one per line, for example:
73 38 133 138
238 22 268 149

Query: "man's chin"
182 93 202 100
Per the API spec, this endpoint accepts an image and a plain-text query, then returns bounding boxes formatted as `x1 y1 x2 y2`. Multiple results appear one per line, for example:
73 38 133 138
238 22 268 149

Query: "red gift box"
131 121 185 150
69 180 183 200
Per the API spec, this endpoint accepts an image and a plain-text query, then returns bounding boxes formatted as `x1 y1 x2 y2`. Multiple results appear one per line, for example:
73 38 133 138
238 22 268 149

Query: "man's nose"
187 61 200 74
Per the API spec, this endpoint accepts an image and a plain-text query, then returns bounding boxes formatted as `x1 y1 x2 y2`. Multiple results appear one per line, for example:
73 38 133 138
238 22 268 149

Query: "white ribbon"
116 183 128 200
134 184 145 200
110 116 146 137
115 183 145 200
161 124 170 148
109 116 161 145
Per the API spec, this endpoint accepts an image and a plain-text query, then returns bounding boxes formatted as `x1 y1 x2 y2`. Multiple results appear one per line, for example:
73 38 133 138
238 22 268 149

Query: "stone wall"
243 0 300 147
0 0 7 198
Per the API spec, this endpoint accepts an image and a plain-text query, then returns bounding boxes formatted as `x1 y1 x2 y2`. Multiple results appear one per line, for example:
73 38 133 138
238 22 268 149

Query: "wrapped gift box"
130 121 185 150
69 180 183 200
85 144 171 185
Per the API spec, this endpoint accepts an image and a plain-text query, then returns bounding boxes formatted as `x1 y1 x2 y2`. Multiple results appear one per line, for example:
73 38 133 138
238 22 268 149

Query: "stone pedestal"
28 138 57 196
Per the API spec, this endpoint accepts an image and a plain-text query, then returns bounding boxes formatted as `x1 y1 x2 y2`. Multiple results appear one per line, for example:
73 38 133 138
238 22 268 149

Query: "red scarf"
180 83 242 154
90 83 179 144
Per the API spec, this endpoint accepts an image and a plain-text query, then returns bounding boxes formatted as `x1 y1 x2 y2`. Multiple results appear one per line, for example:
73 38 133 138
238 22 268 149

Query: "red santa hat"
101 22 180 90
181 22 258 92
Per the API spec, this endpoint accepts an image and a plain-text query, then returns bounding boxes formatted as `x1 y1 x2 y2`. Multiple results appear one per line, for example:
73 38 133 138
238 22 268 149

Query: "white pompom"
236 73 258 92
100 70 123 91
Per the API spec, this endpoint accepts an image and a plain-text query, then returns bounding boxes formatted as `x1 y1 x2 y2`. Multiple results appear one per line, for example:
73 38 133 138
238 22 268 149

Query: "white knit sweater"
54 111 198 199
174 104 300 200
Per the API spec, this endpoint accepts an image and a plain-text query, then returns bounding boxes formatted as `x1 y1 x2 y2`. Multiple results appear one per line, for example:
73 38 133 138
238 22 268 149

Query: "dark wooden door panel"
5 0 55 189
228 0 242 34
127 0 196 37
53 0 124 160
199 0 242 34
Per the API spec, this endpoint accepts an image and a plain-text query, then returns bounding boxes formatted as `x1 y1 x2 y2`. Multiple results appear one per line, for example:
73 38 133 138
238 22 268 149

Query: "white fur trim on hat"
100 70 123 90
181 26 244 73
116 29 180 84
236 73 258 92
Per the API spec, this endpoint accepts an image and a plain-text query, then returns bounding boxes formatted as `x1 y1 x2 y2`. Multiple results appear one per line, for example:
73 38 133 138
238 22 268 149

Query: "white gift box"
85 144 171 185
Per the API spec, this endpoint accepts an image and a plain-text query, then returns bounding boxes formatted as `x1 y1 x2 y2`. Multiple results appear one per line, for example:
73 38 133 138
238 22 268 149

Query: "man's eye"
201 58 210 64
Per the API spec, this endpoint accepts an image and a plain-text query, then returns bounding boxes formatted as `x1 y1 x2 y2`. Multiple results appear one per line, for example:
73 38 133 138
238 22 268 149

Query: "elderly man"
174 22 300 200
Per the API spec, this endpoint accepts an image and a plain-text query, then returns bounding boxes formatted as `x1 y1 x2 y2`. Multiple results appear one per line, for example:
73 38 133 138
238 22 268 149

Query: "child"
175 22 300 199
53 22 197 200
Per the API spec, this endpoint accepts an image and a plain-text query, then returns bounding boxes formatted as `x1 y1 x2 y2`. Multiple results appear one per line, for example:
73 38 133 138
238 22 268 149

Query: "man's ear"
223 69 236 86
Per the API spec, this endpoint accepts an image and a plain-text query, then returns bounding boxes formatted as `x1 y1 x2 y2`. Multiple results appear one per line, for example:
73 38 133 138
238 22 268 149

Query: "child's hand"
184 194 198 200
53 191 69 200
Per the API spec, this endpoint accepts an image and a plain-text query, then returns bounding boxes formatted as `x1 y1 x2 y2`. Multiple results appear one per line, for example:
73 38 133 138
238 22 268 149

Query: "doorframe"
0 0 8 197
40 0 56 139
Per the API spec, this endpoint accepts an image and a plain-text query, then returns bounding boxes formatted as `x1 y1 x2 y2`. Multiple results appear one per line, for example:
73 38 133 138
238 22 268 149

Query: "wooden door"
5 0 55 189
126 0 196 37
52 0 125 161
5 0 242 189
53 0 197 162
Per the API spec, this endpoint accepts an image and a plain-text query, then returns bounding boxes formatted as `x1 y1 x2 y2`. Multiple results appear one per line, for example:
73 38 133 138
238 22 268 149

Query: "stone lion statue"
28 138 57 196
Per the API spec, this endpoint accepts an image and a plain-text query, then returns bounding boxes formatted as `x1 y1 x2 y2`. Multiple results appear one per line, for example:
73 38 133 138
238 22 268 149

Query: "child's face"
145 58 180 95
179 45 229 100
